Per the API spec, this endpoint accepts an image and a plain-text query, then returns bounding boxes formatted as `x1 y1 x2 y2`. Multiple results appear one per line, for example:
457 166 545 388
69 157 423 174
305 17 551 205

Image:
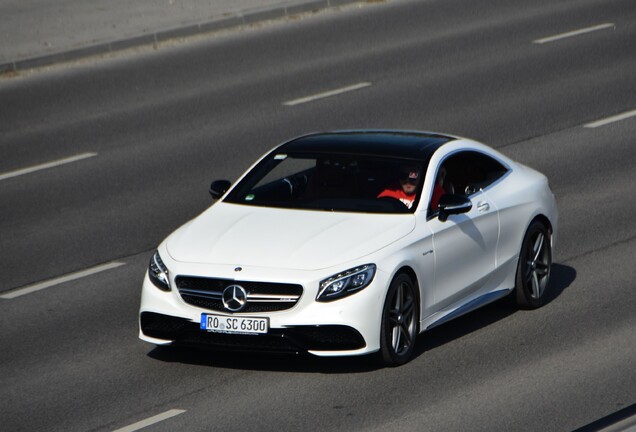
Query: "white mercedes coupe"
139 130 557 366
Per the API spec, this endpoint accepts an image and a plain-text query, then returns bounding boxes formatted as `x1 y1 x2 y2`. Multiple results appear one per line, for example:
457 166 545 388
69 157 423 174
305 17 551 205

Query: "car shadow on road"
148 263 576 373
411 262 576 360
148 345 382 373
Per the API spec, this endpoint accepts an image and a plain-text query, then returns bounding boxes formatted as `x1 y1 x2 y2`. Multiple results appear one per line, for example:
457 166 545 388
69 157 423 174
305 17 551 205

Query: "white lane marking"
0 152 98 181
112 409 186 432
0 262 125 299
533 23 615 44
584 109 636 128
283 82 372 106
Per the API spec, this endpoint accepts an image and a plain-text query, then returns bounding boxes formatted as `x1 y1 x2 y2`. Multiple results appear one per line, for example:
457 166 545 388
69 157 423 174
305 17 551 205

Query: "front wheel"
379 273 419 366
514 220 552 309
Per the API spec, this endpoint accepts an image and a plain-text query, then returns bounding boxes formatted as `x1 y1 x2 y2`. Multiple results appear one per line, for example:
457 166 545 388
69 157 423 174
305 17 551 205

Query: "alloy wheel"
515 220 552 309
380 273 418 366
525 231 550 299
389 281 416 356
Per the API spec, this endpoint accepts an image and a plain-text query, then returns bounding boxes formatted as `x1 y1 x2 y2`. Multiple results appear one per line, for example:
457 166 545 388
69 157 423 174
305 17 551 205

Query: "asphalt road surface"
1 0 635 431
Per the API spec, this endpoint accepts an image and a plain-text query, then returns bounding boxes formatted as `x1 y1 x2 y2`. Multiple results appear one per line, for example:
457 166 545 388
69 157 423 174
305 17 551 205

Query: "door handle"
477 201 490 212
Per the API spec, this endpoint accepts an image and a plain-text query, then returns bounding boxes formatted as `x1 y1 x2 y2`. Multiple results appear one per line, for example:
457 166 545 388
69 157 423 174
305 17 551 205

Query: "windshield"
224 152 426 214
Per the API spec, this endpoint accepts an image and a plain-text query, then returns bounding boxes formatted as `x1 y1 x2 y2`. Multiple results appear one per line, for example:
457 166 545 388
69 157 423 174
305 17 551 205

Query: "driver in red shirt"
378 164 421 209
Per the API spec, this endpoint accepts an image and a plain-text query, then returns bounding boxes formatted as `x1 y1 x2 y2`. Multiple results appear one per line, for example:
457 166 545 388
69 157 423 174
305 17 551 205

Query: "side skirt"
422 288 511 331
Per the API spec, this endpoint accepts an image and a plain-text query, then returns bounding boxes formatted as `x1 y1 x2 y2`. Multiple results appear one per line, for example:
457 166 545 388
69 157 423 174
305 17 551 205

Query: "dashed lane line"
283 82 372 106
584 109 636 128
533 23 615 44
0 261 125 299
112 409 186 432
0 152 98 181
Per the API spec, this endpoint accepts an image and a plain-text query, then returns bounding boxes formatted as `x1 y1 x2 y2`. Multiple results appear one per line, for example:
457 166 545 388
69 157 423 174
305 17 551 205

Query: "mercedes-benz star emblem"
222 285 247 312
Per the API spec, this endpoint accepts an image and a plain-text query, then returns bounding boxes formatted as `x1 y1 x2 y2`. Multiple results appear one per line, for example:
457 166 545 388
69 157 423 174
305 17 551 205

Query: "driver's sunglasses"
400 175 418 184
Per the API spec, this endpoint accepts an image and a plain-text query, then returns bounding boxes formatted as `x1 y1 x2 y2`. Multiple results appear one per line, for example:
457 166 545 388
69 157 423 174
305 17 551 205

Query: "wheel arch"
529 214 553 247
514 213 554 271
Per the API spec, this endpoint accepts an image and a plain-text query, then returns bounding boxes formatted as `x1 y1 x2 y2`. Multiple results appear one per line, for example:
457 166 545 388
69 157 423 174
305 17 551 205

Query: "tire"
379 273 419 366
514 220 552 309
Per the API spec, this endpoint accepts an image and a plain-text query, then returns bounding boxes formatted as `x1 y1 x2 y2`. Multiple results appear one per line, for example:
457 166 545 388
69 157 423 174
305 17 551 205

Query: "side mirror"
209 180 231 199
438 194 472 222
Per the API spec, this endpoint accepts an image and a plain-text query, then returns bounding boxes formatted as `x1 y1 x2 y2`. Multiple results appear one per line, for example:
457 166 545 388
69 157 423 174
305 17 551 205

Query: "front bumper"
140 311 365 354
138 263 390 357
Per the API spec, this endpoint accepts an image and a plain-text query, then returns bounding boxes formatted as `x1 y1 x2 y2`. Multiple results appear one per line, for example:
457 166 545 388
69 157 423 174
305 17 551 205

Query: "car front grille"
175 276 303 313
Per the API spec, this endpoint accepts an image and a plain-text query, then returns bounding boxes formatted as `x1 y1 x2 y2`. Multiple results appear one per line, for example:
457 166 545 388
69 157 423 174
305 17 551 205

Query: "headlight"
148 251 171 291
316 264 376 302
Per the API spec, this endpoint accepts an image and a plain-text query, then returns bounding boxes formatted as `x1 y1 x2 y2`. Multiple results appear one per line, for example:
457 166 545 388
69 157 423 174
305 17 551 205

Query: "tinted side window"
442 151 508 196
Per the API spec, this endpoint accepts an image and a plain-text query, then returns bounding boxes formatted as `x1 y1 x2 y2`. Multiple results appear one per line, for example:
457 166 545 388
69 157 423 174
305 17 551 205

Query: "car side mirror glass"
438 194 472 222
210 180 231 199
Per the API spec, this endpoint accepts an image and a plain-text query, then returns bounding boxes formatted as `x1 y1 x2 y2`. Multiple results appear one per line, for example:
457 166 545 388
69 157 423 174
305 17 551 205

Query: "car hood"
166 203 415 271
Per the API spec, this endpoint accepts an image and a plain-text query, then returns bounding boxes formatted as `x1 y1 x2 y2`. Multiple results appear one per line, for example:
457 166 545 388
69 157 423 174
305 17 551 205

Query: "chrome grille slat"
247 294 301 302
178 288 223 299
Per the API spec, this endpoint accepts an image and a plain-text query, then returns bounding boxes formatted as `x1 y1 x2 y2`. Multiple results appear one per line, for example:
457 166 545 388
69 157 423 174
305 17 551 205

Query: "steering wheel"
377 196 410 212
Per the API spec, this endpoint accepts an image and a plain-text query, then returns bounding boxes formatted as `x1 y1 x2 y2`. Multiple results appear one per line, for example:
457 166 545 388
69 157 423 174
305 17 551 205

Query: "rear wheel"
514 220 552 309
379 273 418 366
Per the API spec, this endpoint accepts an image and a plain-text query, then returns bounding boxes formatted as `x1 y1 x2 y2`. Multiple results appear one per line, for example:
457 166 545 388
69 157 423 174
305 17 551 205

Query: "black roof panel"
277 130 454 160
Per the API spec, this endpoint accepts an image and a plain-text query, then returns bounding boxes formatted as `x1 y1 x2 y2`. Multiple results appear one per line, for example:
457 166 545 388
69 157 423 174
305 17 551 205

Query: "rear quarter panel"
488 164 557 273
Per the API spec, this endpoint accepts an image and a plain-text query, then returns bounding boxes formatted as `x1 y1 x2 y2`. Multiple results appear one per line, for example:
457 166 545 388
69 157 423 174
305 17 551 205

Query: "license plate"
200 314 269 335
